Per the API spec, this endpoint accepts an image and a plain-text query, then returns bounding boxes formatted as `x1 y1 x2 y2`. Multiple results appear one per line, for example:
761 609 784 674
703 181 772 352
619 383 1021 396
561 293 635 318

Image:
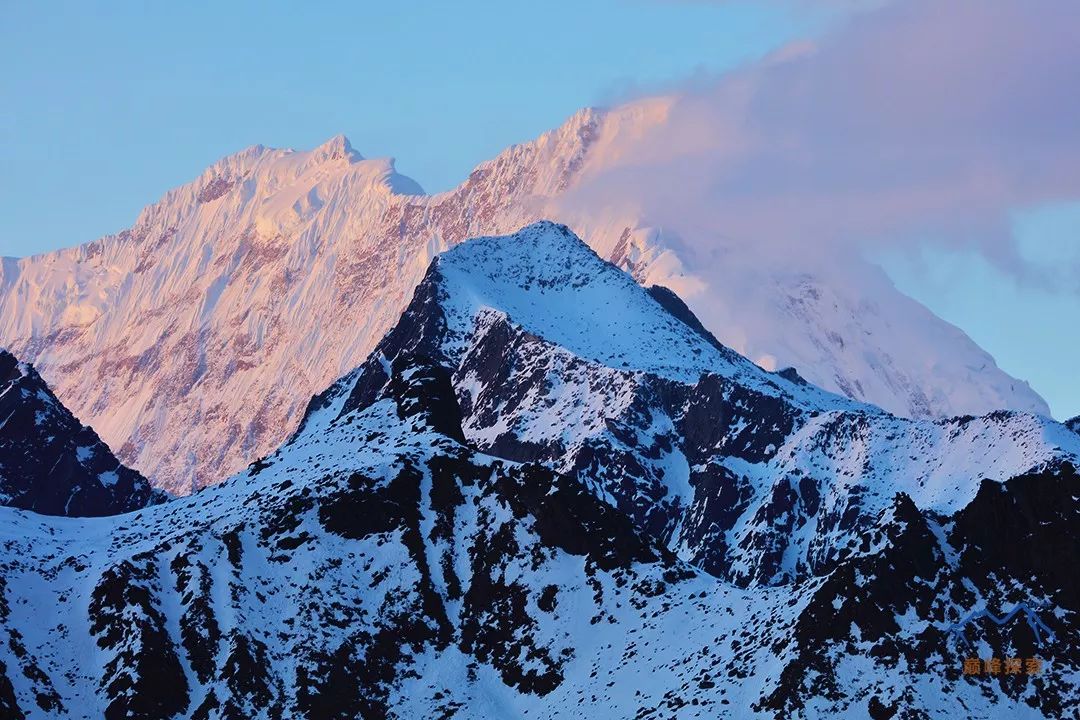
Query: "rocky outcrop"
0 350 162 516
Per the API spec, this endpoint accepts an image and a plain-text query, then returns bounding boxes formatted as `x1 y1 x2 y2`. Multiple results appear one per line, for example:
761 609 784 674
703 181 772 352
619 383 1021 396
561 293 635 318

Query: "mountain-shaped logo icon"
947 603 1056 649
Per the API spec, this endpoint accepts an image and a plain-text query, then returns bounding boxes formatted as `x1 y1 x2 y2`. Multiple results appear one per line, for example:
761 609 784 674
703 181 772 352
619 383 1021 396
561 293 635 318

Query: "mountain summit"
330 223 1080 585
310 133 360 163
0 105 1050 492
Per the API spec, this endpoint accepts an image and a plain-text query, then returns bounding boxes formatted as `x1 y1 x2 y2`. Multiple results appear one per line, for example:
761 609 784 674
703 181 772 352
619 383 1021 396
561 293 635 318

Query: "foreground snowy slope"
0 101 1049 493
0 225 1077 718
1 248 1076 717
0 349 160 516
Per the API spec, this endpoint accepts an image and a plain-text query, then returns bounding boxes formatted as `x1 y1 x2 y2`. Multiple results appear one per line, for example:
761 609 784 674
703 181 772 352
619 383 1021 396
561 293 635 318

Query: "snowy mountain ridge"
0 100 1050 492
435 222 846 397
0 224 1077 718
328 223 1079 587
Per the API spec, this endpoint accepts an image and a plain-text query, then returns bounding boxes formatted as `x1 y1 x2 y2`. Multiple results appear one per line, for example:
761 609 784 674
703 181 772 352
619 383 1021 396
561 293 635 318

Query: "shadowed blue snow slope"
1 324 1078 718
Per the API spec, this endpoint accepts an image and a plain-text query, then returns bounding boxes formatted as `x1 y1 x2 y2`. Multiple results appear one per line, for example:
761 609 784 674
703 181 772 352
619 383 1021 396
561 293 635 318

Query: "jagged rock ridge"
0 349 161 516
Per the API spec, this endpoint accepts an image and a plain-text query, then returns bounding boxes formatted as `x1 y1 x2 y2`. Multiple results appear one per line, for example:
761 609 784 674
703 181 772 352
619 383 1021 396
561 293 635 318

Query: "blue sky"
0 0 835 255
1 1 1077 419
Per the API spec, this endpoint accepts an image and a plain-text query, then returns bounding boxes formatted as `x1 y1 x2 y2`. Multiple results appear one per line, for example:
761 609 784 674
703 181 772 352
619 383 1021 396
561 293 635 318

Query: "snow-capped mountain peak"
337 226 1077 581
0 106 1052 493
431 222 864 413
309 133 361 164
435 221 734 381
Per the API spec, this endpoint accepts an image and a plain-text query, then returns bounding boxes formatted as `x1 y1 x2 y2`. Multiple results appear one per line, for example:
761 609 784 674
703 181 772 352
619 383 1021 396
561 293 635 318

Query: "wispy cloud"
572 0 1080 285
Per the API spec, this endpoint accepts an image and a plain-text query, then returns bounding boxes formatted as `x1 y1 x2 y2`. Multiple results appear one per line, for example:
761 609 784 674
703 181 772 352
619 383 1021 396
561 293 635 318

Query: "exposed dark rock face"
0 349 163 517
89 557 190 720
749 465 1080 719
0 351 697 718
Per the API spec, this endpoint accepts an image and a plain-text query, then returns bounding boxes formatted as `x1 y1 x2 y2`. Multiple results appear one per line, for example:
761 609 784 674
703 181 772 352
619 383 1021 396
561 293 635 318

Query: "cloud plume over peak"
573 0 1080 281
